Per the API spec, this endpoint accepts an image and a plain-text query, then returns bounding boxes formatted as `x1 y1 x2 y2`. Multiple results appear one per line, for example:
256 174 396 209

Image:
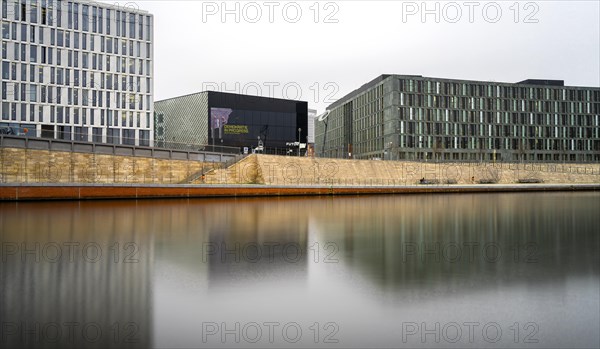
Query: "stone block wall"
252 155 600 185
3 147 598 185
0 147 218 184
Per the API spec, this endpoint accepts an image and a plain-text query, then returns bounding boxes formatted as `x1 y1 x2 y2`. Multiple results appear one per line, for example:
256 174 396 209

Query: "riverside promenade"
2 145 600 200
1 183 599 201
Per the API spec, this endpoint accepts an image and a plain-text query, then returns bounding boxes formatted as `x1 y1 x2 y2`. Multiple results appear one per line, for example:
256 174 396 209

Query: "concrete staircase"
191 154 262 184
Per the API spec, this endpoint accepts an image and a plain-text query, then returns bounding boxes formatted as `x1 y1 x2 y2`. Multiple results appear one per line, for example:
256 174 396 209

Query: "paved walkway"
1 183 598 201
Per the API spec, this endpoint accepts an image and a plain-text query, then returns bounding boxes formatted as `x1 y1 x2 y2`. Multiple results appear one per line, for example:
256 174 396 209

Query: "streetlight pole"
298 128 301 157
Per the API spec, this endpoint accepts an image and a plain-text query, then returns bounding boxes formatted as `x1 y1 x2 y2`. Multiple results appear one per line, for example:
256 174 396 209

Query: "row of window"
394 110 600 128
2 43 152 76
46 126 151 146
393 123 598 139
353 85 384 108
327 121 599 154
1 102 152 128
349 138 382 156
350 95 600 121
324 131 600 158
3 81 150 102
395 108 600 126
397 94 599 114
398 79 600 101
2 62 152 93
396 136 600 152
1 0 152 41
1 23 152 58
76 127 151 146
320 128 600 159
1 84 152 111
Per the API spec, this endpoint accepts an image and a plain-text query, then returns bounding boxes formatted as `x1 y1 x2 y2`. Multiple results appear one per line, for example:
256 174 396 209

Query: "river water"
1 192 599 348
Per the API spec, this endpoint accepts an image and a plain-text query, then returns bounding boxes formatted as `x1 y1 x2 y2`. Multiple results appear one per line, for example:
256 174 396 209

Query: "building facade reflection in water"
1 193 599 348
1 201 154 348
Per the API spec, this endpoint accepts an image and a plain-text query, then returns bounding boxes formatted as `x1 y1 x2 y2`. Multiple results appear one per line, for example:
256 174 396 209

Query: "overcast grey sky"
123 0 599 113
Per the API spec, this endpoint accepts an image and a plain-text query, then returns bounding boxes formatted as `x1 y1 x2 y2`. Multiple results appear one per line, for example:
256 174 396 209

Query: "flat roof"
72 0 151 15
155 90 308 105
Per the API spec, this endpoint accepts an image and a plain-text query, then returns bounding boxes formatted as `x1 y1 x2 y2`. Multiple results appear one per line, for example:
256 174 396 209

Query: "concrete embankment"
200 155 600 185
2 147 599 186
1 183 599 201
0 147 221 184
2 149 599 201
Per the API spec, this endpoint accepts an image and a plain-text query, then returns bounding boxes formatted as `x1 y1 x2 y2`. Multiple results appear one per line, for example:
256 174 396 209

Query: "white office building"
1 0 153 145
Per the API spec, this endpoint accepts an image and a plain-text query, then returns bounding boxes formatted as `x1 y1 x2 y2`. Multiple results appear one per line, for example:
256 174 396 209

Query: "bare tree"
477 138 486 163
517 140 529 164
432 137 444 162
501 148 512 163
557 140 568 164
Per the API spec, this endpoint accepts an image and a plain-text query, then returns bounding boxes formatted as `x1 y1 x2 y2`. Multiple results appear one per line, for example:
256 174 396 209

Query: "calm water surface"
1 192 599 348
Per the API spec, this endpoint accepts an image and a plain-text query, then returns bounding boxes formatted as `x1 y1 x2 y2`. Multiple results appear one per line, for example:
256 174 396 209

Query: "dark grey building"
315 75 600 162
155 91 307 155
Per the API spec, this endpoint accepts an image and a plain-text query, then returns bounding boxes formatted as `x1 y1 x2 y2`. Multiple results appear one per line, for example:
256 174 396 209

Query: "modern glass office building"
155 91 308 155
1 0 154 145
315 75 600 162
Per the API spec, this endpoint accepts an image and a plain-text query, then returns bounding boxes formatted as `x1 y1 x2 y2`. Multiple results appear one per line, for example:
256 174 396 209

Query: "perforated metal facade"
154 92 208 149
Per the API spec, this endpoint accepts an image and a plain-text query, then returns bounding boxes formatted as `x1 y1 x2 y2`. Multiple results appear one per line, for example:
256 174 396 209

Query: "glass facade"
315 75 600 163
209 107 297 148
0 0 154 145
208 92 307 154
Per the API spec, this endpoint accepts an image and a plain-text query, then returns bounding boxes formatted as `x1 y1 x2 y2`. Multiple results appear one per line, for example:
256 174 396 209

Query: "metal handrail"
0 134 241 162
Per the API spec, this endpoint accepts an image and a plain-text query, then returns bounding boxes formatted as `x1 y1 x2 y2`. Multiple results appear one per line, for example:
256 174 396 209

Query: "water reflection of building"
0 201 154 349
204 199 309 285
309 194 600 297
126 198 310 287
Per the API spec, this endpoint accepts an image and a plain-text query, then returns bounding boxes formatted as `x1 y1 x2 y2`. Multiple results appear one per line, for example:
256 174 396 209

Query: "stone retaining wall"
0 147 218 184
198 154 600 185
3 148 599 185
